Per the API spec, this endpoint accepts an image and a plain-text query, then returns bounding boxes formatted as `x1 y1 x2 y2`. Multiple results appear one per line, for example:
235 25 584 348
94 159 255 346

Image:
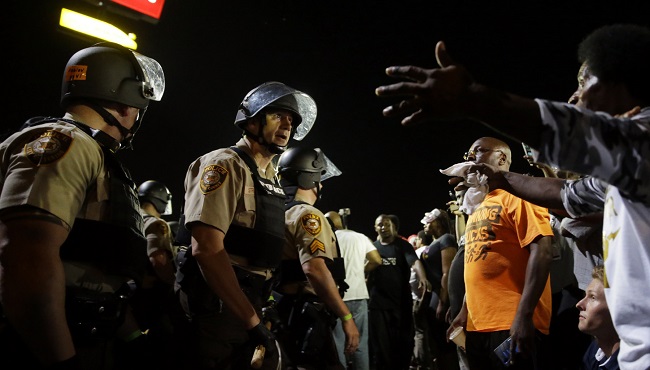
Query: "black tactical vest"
223 147 286 267
176 146 286 268
23 118 148 286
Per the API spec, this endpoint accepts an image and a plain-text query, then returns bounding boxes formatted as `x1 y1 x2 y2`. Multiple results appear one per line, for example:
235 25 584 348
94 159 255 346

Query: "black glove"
248 322 277 358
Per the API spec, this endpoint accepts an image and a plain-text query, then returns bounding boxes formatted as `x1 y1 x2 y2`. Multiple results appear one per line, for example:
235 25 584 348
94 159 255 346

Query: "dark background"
4 0 648 238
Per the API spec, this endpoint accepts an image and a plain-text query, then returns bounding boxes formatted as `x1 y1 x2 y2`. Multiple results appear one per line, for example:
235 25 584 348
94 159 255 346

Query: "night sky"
5 0 648 238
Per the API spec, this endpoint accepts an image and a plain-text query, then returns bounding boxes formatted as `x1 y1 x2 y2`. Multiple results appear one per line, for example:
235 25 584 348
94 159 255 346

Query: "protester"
376 23 650 368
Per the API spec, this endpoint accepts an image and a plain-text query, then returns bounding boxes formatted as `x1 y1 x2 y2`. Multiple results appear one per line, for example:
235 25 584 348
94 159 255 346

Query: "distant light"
59 8 138 50
111 0 165 21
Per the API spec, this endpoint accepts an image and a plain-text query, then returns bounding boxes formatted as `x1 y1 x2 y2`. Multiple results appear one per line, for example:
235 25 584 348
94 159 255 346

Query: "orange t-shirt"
464 189 553 334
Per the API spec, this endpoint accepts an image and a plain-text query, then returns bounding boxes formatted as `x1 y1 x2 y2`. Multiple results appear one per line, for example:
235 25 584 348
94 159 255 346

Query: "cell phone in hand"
494 336 519 366
522 142 534 157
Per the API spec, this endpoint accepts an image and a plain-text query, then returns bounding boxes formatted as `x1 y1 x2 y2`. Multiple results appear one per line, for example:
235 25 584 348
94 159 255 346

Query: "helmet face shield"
133 51 165 102
161 199 172 216
319 150 342 181
277 147 341 189
235 81 316 140
291 92 317 141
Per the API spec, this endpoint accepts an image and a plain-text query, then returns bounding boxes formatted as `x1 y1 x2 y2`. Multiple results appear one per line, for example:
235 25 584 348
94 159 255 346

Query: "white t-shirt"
335 229 377 301
537 100 650 368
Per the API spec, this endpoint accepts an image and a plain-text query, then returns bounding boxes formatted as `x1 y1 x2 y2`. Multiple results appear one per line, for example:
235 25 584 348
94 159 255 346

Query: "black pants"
369 308 414 370
465 330 549 370
276 294 344 370
177 267 277 370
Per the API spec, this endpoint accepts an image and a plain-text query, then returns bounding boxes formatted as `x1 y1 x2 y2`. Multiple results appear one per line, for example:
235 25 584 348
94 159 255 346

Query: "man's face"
465 138 504 167
262 108 294 148
576 278 612 336
374 216 395 240
569 63 616 114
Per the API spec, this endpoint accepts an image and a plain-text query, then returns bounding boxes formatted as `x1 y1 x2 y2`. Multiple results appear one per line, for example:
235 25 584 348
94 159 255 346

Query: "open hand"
375 41 475 126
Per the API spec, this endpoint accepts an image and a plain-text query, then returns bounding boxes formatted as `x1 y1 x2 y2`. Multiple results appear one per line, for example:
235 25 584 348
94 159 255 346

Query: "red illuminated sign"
111 0 165 20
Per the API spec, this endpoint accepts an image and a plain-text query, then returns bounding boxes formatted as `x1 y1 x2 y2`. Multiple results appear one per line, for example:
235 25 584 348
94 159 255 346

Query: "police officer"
133 180 185 366
0 43 165 368
275 146 360 370
175 82 317 369
138 180 176 286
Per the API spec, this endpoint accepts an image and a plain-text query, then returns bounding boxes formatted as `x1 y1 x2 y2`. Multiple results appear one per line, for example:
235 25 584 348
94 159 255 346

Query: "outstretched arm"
375 41 543 145
449 162 567 212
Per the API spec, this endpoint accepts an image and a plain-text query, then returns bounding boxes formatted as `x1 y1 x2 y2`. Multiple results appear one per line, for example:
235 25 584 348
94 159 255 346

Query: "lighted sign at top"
111 0 165 20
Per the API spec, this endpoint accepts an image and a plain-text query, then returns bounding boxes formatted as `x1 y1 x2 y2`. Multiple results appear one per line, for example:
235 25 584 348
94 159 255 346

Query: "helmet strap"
315 182 322 202
85 100 135 150
243 115 286 154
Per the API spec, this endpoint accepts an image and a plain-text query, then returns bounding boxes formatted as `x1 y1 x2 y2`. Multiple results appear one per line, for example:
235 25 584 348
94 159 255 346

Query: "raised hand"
375 41 476 126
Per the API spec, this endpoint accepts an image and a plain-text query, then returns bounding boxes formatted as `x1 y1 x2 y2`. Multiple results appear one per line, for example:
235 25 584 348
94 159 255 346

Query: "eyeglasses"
463 147 505 161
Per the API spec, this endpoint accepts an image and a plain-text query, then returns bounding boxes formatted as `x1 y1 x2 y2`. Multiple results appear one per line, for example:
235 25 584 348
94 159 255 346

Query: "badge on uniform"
24 130 73 165
200 164 228 194
301 214 322 236
309 239 326 254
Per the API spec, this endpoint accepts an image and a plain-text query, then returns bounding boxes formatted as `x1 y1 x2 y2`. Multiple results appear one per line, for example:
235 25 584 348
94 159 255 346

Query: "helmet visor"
133 51 165 101
320 151 342 181
162 198 172 216
292 92 317 141
236 82 317 140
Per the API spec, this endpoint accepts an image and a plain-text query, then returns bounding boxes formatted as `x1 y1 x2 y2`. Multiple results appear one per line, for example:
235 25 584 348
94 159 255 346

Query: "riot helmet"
138 180 172 215
61 42 165 149
277 147 341 191
234 82 316 153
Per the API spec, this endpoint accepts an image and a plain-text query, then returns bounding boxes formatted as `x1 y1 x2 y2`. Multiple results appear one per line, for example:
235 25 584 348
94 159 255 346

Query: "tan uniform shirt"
283 202 338 295
0 116 126 292
0 117 109 227
183 138 277 272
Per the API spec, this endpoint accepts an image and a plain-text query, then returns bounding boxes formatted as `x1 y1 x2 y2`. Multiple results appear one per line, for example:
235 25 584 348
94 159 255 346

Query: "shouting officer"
175 82 317 369
0 43 165 368
274 146 360 370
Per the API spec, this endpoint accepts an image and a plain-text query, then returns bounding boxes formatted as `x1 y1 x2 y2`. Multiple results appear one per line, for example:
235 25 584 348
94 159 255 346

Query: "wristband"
341 313 353 321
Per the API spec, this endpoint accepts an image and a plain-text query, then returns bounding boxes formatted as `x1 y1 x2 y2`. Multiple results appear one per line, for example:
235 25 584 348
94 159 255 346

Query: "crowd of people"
1 21 647 370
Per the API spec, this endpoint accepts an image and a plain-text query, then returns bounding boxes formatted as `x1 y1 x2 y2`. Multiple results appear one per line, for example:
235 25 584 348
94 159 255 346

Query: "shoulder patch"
200 164 229 194
152 220 171 237
24 130 73 165
301 213 322 236
309 239 326 254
